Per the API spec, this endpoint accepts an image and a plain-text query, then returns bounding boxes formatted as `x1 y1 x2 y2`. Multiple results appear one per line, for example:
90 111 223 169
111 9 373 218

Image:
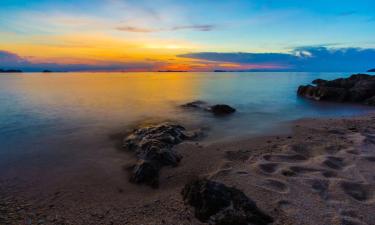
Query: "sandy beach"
1 112 375 225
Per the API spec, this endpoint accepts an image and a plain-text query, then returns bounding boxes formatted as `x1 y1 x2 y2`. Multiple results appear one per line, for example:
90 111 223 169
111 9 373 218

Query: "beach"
1 112 375 225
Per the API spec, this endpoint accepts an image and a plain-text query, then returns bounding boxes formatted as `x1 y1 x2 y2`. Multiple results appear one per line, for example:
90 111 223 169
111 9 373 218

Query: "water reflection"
0 72 374 150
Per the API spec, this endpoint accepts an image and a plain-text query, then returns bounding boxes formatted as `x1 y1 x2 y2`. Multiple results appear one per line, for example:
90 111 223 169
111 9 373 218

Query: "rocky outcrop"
209 104 236 116
182 179 273 225
181 101 236 116
297 74 375 106
123 122 200 187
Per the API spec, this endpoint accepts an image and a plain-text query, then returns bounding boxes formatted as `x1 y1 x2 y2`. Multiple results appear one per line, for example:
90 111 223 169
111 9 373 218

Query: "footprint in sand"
340 181 373 202
361 155 375 162
277 200 294 213
339 209 359 219
257 162 279 174
262 153 307 163
321 170 338 178
322 156 346 170
259 178 289 194
337 217 369 225
288 166 322 174
311 179 330 200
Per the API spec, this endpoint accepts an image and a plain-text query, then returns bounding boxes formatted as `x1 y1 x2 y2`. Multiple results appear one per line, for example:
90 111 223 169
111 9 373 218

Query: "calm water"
0 72 374 157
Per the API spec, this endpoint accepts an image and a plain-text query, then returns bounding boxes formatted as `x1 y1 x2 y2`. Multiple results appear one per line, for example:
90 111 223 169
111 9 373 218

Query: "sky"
0 0 375 72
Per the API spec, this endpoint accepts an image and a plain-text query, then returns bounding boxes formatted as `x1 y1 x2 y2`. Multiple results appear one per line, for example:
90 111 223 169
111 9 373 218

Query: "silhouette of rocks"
298 74 375 105
181 101 236 116
182 179 273 225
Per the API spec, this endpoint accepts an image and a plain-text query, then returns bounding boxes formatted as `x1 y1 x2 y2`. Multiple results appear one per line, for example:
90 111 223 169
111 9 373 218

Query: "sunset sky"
1 0 375 72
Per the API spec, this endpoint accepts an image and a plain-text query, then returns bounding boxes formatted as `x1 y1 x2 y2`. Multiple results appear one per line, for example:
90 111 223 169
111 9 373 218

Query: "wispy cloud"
179 46 375 72
116 26 157 33
116 24 216 33
171 25 215 31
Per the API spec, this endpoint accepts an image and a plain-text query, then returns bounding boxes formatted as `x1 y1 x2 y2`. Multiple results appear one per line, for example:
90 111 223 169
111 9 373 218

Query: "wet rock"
364 96 375 106
182 179 273 225
129 160 159 187
298 74 375 105
181 101 236 116
123 122 200 187
208 105 236 116
181 100 208 109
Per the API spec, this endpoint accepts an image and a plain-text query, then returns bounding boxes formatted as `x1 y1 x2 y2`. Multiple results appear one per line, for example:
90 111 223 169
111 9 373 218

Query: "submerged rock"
181 101 236 116
297 74 375 105
182 179 273 225
208 104 236 116
123 122 200 187
181 100 208 109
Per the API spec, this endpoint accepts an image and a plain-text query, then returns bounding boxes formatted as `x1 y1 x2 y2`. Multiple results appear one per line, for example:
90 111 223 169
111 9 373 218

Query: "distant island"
157 70 188 72
368 68 375 72
0 69 23 73
42 70 53 73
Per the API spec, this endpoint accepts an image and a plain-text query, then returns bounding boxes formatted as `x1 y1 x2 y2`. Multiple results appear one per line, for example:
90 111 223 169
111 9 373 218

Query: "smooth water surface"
0 72 374 158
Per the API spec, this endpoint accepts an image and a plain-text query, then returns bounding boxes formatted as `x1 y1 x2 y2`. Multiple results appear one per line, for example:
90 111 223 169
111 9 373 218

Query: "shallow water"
0 72 374 159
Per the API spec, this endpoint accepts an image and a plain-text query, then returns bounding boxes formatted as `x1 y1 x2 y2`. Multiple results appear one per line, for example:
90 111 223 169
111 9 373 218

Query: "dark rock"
123 122 200 187
181 101 236 116
182 179 273 225
365 96 375 106
42 70 52 73
312 78 327 86
298 74 375 105
130 160 159 187
368 68 375 72
208 105 236 116
181 100 208 109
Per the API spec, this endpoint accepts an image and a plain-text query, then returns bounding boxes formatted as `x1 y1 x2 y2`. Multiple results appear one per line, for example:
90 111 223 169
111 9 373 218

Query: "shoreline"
1 113 375 224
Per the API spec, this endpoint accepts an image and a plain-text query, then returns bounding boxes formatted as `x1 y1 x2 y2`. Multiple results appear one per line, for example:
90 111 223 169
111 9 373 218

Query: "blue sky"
0 0 374 71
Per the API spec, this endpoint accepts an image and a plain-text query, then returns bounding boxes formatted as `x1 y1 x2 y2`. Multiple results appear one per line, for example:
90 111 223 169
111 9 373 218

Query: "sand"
1 114 375 225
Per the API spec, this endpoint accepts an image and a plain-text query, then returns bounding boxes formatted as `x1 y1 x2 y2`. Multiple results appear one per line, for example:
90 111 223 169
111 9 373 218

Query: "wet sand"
1 114 375 225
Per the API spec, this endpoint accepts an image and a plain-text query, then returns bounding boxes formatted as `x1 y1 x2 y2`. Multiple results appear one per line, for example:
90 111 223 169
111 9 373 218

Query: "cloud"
116 24 215 33
0 50 29 66
116 26 156 33
171 25 215 31
0 50 165 72
178 47 375 72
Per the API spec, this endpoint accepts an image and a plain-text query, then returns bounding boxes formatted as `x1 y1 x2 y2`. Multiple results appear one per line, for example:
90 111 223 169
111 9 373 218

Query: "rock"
182 179 273 225
208 105 236 116
123 122 199 187
129 160 159 187
181 100 208 109
181 101 236 116
312 78 327 86
297 74 375 105
365 96 375 106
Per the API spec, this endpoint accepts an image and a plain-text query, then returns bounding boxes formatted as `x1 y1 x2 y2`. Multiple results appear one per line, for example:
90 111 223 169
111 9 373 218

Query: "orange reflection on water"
4 72 203 126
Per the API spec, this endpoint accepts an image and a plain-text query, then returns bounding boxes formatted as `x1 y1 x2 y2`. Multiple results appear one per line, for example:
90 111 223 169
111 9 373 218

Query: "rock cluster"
181 101 236 116
123 122 199 187
297 74 375 105
182 179 273 225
